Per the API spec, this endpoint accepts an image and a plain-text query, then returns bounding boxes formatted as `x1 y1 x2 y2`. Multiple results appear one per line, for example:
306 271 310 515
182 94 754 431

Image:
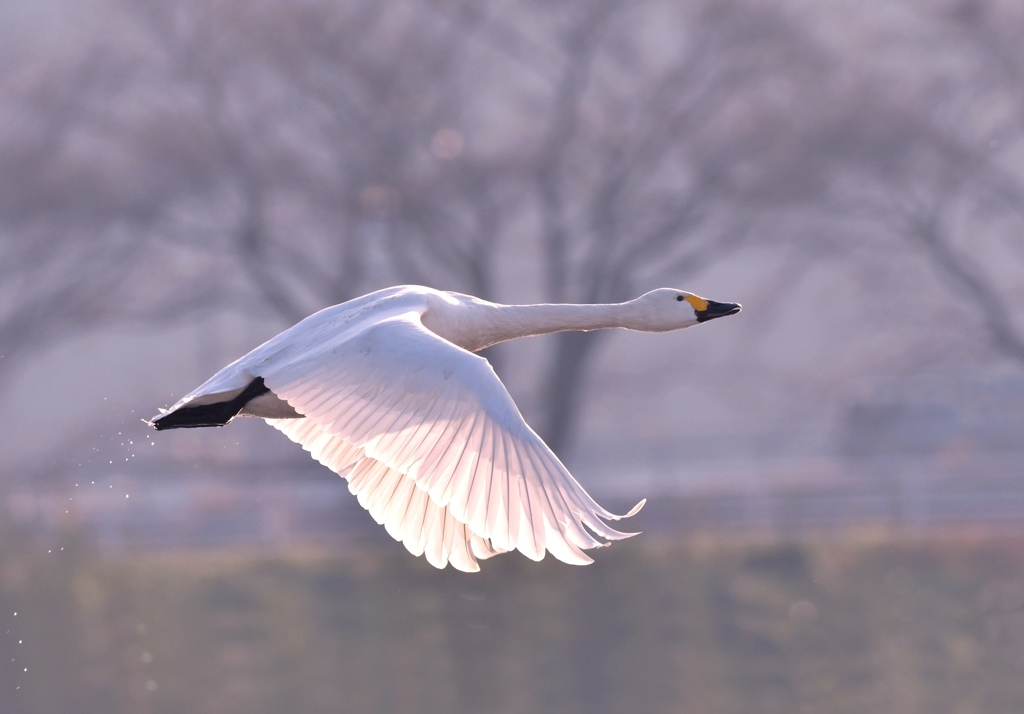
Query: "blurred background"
2 0 1024 711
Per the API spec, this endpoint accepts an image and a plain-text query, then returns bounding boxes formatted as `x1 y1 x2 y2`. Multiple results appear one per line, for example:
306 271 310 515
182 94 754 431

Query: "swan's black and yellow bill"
695 300 741 323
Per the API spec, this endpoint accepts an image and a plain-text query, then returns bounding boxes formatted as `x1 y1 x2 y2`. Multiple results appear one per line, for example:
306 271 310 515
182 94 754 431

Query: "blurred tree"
442 0 832 449
2 0 833 453
0 50 224 385
927 0 1024 362
795 0 1024 368
178 0 852 451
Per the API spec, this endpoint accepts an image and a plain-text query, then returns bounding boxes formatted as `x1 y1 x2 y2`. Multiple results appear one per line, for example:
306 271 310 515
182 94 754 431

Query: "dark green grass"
3 528 1024 714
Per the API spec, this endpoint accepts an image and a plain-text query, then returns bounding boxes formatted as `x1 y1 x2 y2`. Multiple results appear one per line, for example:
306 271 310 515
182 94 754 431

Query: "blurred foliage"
3 526 1024 714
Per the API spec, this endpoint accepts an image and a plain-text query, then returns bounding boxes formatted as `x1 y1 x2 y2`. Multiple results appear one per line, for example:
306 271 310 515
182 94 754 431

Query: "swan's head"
627 288 741 331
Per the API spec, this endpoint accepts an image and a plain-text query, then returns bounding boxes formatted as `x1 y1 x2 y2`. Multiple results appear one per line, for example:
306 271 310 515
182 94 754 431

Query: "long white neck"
433 300 640 353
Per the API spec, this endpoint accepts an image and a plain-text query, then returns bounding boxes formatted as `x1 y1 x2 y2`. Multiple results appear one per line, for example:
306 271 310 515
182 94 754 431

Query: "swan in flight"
150 285 740 571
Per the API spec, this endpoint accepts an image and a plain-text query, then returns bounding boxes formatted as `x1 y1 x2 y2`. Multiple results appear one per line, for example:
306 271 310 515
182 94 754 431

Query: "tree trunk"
539 329 605 455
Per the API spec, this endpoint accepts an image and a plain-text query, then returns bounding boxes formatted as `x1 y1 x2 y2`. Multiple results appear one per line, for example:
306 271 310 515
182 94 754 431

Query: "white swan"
150 285 740 571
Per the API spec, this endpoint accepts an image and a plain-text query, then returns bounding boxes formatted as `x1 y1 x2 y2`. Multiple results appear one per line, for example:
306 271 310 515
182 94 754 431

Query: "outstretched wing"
261 311 643 570
269 417 506 572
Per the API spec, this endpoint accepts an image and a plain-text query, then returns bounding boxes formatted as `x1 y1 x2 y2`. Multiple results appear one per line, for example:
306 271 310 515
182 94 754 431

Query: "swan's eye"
676 295 685 301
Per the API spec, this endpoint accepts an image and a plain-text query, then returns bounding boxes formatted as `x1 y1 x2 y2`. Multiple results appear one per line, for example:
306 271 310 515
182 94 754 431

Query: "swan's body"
151 285 740 571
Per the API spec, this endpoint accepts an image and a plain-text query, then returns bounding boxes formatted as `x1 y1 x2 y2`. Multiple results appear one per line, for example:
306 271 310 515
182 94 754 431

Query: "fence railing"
8 467 1024 551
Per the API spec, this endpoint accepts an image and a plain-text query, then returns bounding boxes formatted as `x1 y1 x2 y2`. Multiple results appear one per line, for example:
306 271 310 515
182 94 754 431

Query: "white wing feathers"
269 416 504 572
263 313 643 571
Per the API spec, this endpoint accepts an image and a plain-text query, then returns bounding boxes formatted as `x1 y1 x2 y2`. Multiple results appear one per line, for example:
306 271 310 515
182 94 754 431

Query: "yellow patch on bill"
684 295 709 312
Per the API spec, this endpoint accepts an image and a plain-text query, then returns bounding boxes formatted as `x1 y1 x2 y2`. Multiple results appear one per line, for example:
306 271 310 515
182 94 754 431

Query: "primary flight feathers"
151 285 739 571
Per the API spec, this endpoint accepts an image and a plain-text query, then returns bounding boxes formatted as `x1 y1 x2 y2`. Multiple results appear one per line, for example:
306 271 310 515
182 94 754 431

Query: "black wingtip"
150 407 232 430
150 377 269 430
